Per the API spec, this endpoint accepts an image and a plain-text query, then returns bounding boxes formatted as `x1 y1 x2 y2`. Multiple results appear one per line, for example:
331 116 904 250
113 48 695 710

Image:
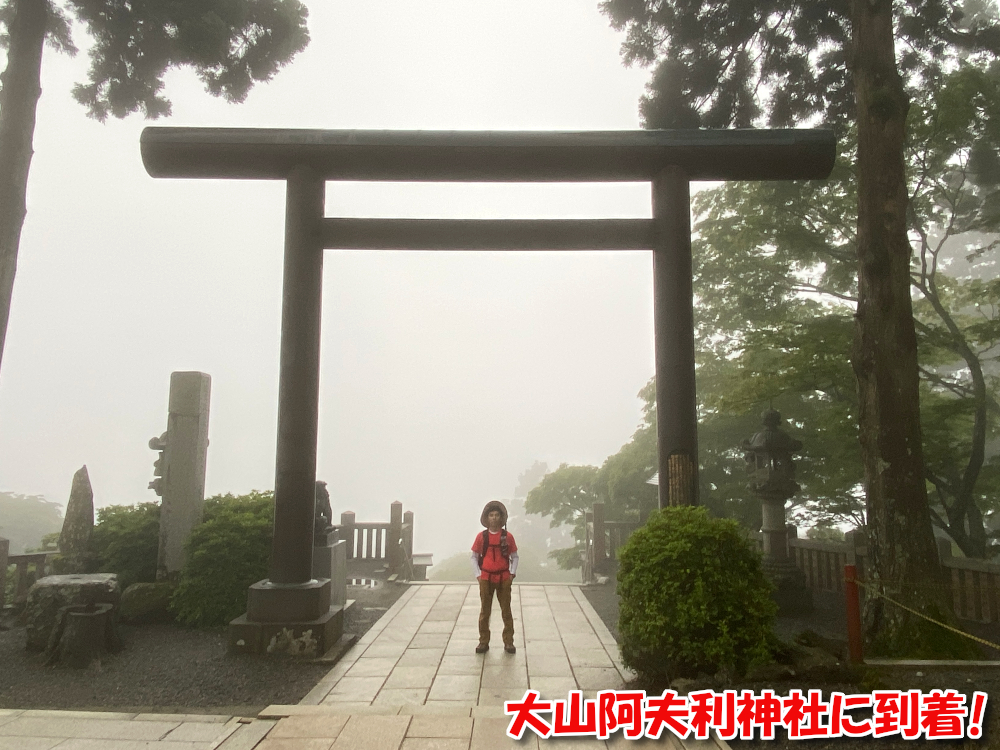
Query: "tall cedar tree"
602 0 1000 654
0 0 309 376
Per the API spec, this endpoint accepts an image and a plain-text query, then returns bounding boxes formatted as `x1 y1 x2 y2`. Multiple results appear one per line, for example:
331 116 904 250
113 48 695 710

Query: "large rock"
24 574 120 651
57 466 95 573
119 582 174 624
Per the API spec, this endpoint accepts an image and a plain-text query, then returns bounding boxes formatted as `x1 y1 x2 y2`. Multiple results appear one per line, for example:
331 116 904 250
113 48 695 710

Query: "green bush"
170 491 274 627
88 503 161 589
617 506 776 683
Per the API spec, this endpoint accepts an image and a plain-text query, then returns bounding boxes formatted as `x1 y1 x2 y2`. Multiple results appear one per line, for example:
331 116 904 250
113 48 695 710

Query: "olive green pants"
478 577 514 647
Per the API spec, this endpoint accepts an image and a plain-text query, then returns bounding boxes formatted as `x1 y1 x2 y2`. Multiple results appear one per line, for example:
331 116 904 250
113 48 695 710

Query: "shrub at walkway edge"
617 506 776 683
170 491 274 628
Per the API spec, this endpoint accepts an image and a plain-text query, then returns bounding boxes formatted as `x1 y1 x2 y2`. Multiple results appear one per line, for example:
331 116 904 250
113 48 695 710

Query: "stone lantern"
741 408 812 615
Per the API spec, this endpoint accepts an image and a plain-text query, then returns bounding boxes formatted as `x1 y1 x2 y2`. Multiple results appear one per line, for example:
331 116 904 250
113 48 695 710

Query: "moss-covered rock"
24 574 120 651
119 582 175 624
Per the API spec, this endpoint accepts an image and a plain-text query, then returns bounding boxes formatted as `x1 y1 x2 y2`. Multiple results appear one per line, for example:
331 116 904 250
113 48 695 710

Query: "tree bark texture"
0 0 46 378
849 0 954 654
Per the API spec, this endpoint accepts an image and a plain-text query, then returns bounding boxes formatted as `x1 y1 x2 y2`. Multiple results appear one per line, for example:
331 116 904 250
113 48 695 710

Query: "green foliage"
0 492 63 555
524 464 599 569
617 507 776 682
88 503 161 590
170 491 274 628
598 0 1000 558
806 524 845 542
593 379 658 520
600 1 1000 131
27 532 60 552
56 0 311 121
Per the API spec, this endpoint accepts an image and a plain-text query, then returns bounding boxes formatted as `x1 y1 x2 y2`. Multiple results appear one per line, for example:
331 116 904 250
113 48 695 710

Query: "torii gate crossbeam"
141 127 835 655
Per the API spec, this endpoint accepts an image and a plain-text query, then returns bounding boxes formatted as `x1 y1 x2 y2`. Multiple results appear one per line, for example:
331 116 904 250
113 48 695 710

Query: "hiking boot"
475 643 489 654
504 645 516 654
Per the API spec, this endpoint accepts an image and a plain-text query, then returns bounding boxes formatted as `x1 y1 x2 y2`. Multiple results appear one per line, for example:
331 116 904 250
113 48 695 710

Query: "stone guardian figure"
314 480 333 541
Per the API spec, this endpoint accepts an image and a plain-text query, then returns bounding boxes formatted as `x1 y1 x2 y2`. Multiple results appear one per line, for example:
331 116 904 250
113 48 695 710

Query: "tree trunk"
0 0 46 378
849 0 962 656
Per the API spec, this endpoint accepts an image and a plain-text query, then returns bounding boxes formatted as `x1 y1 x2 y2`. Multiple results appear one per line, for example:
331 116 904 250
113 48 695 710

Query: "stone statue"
314 481 333 537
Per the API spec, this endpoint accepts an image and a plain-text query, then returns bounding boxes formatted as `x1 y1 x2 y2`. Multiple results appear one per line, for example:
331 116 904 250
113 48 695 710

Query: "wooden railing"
945 556 1000 623
760 529 1000 624
583 502 643 582
581 508 1000 626
334 503 427 579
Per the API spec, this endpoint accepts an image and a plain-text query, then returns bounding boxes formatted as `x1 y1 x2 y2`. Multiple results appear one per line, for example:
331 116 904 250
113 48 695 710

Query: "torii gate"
141 128 835 654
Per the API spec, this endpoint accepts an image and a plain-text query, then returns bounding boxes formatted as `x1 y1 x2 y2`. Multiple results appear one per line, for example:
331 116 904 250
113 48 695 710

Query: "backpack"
477 528 509 570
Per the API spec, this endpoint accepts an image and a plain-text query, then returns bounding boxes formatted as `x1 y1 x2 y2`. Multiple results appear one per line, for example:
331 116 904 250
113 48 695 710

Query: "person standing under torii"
470 500 519 654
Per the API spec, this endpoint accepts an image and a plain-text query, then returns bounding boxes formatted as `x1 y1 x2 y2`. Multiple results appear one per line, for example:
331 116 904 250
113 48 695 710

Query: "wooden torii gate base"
141 128 835 655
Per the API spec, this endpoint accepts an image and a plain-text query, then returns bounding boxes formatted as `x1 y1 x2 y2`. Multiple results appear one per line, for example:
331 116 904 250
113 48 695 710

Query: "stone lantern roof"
741 408 803 499
744 408 803 455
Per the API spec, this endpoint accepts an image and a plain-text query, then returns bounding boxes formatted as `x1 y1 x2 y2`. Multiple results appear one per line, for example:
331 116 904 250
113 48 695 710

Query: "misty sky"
0 2 664 561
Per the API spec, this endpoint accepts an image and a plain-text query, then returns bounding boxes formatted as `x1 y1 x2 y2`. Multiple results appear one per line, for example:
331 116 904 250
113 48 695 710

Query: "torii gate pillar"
141 127 835 654
652 166 698 506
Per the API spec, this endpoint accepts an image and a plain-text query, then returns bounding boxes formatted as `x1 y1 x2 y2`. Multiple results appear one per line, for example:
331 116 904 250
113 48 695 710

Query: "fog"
0 1 660 562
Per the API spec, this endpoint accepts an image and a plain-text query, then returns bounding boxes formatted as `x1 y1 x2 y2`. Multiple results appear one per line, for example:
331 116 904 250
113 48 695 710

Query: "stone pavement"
0 583 730 749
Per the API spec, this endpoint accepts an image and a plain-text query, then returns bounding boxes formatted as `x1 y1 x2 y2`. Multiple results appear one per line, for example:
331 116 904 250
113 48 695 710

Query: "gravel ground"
0 573 407 715
581 574 1000 749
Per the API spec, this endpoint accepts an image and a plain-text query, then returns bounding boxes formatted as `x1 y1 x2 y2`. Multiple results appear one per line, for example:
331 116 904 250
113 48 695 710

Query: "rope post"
844 563 864 664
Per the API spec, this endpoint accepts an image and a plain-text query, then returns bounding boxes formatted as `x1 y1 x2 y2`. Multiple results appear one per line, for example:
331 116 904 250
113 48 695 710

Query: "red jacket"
472 530 518 582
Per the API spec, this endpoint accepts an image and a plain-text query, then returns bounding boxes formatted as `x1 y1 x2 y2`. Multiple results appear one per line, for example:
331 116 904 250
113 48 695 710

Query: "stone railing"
583 502 643 582
333 502 431 579
1 543 59 608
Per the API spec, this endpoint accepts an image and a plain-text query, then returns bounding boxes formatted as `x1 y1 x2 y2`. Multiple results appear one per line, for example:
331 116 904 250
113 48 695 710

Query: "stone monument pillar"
148 371 211 580
57 466 95 574
742 409 812 615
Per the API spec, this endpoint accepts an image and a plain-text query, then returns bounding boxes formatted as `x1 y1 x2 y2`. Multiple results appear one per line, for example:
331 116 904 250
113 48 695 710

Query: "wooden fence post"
341 511 356 560
388 502 403 574
592 502 606 576
844 564 864 663
403 511 414 561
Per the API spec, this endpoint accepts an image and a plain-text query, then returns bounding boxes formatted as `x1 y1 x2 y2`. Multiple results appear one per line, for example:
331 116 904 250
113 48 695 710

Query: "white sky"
0 1 661 561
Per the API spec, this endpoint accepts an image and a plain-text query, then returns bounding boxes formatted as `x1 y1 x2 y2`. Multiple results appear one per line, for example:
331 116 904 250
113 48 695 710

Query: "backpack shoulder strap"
477 529 489 567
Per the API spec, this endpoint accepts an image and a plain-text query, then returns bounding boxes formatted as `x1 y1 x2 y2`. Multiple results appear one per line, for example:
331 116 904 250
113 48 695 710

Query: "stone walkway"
0 583 730 749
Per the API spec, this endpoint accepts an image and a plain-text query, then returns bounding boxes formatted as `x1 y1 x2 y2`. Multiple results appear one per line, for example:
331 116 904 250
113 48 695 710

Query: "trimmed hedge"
169 491 274 627
617 506 776 682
